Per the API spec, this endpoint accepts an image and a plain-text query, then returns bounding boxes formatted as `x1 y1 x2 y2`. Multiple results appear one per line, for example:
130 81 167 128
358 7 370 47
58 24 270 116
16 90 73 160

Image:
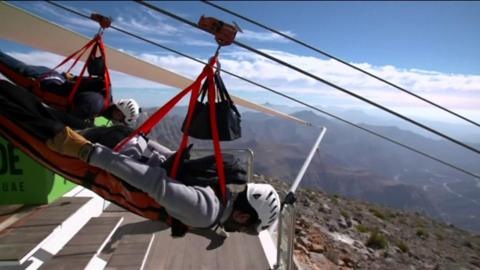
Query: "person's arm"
118 135 148 159
89 144 221 228
146 140 175 157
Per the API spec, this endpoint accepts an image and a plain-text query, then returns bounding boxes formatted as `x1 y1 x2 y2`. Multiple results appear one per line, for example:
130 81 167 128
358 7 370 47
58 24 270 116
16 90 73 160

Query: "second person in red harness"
0 50 140 127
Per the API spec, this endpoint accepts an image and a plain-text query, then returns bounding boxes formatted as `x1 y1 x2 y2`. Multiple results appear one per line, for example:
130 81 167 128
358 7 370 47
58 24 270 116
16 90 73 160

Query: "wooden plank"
105 215 165 270
181 230 219 270
237 233 271 270
98 212 149 260
143 229 174 270
40 216 123 270
215 232 238 270
143 229 270 270
0 205 23 217
38 254 95 270
145 230 200 270
97 213 136 263
99 212 270 270
160 234 188 270
104 204 127 213
0 205 36 233
96 211 163 269
106 235 153 269
0 197 90 263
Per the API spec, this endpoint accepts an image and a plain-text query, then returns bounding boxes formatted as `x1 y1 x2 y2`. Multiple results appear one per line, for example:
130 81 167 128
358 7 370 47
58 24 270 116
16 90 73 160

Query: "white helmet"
246 183 281 232
115 99 140 126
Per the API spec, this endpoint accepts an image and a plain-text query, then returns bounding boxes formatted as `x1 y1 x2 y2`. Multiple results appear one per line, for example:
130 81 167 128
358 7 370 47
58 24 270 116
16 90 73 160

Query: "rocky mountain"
138 107 480 233
261 103 480 144
260 176 480 270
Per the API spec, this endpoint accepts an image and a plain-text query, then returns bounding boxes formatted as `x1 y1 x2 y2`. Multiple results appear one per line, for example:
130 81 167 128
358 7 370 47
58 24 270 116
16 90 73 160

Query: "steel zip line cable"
202 0 480 129
45 1 480 179
135 0 480 156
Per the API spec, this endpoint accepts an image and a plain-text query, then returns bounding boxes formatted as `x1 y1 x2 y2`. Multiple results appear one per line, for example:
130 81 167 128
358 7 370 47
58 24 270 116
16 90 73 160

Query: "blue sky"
1 1 479 125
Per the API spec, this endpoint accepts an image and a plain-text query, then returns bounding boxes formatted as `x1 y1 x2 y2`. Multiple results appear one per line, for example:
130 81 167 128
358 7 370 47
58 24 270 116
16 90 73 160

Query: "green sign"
0 137 76 205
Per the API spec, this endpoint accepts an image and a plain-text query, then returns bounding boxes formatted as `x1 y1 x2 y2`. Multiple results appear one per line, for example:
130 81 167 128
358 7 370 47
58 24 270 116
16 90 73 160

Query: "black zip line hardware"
45 1 480 179
135 0 480 156
202 0 480 129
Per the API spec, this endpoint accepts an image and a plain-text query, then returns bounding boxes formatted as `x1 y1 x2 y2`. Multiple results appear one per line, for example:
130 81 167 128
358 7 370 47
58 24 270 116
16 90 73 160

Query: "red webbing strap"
38 37 97 81
66 53 92 106
98 36 111 110
206 65 227 204
67 35 102 106
66 38 96 74
114 62 214 152
113 80 197 152
87 43 99 78
169 71 206 178
170 57 227 204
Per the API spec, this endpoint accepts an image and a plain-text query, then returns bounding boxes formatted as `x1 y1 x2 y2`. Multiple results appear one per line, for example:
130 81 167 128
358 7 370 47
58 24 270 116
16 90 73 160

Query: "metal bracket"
198 15 241 46
91 13 112 31
282 192 297 208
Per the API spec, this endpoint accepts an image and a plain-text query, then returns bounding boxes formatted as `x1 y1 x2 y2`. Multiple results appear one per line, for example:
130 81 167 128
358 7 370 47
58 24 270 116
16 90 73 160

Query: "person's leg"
44 106 92 130
0 51 51 78
79 125 133 149
0 80 65 140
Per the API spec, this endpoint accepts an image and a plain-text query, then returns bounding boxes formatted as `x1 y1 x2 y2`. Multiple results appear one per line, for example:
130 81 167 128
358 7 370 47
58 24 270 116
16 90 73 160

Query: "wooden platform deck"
0 189 273 270
0 197 92 266
100 205 270 270
40 216 123 270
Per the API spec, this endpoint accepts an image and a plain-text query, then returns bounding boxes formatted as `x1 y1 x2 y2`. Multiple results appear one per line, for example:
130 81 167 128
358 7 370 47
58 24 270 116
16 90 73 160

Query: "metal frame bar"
274 206 284 269
274 126 327 270
289 126 327 195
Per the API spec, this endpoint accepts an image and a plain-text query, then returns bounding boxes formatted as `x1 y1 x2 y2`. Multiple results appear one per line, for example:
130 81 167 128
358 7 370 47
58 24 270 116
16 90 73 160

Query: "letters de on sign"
0 142 23 175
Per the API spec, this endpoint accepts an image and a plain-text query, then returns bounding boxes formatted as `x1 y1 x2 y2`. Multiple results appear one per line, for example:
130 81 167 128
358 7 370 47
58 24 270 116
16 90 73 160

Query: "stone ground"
256 176 480 270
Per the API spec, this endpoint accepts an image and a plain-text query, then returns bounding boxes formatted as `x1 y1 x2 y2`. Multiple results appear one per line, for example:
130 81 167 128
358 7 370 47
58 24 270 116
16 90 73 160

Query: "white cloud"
27 1 187 41
180 38 217 47
133 53 205 79
4 48 479 113
7 51 65 68
239 29 294 43
221 49 480 92
115 15 179 37
31 2 99 31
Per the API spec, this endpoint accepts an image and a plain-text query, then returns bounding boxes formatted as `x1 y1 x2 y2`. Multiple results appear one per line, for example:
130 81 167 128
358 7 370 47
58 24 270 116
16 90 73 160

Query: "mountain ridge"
138 106 480 233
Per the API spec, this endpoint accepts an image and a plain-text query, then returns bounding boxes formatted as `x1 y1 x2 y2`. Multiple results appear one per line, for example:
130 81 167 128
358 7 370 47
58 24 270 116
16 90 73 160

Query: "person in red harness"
0 51 140 127
0 79 281 236
47 125 281 235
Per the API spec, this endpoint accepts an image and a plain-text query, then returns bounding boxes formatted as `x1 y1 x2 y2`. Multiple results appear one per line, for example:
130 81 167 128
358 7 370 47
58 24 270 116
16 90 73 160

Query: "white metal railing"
274 126 327 270
275 204 296 270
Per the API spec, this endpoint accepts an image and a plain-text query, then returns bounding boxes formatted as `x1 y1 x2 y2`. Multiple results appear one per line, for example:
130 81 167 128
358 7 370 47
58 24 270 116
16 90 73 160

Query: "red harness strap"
205 63 227 204
114 57 228 205
98 38 111 110
112 73 205 151
67 35 111 112
38 37 97 81
36 34 111 113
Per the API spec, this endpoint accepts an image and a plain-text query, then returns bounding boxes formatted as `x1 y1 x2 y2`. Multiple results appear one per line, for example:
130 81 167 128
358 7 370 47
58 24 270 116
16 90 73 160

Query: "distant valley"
139 107 480 233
